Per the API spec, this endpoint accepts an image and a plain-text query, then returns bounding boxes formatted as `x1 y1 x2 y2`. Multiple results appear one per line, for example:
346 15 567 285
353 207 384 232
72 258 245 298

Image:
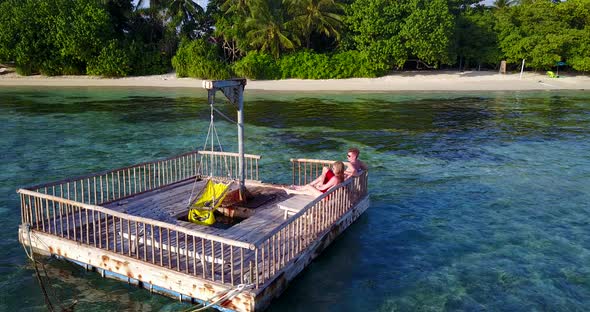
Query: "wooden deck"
17 151 369 312
102 179 296 244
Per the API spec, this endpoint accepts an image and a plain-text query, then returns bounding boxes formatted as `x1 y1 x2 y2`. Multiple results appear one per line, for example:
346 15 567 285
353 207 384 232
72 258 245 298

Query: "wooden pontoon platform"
18 150 369 311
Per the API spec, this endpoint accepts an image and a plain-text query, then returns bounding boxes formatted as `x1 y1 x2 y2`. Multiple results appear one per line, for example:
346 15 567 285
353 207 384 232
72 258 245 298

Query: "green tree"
244 0 298 59
167 0 210 39
495 0 571 69
104 0 135 38
346 0 407 67
493 0 515 9
561 0 590 71
172 39 231 78
0 0 114 75
454 6 502 69
446 0 483 15
286 0 344 49
402 0 455 66
221 0 249 14
346 0 455 69
137 0 209 39
54 0 114 64
204 0 248 62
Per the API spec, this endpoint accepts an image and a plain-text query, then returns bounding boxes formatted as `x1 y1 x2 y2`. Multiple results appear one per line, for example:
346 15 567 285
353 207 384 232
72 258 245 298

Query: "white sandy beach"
0 70 589 91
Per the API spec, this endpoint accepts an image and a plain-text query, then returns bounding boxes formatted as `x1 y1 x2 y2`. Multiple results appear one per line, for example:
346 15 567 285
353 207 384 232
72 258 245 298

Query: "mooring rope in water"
21 224 56 312
21 226 80 312
184 283 254 312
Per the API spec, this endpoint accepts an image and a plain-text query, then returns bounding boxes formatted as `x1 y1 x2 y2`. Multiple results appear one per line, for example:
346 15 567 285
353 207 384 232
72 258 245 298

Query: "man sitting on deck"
344 147 368 179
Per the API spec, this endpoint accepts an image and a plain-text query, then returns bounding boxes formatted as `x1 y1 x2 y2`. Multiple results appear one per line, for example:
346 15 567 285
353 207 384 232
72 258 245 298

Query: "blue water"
1 87 589 311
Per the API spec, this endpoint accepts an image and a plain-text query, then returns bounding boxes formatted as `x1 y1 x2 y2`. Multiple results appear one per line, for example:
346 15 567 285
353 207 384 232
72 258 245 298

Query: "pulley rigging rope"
186 92 234 209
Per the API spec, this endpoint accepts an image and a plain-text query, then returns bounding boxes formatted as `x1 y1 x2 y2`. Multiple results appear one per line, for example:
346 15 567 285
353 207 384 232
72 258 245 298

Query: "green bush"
233 52 280 80
569 56 590 72
0 0 113 76
330 50 388 78
87 40 131 77
172 39 231 79
128 41 171 76
277 50 388 79
39 58 65 76
15 64 33 76
279 51 330 79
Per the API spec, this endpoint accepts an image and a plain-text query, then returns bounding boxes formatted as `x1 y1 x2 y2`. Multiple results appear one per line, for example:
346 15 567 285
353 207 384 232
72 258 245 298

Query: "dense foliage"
495 0 590 71
0 0 113 75
346 0 455 69
172 39 232 79
233 52 281 80
0 0 191 76
1 0 590 78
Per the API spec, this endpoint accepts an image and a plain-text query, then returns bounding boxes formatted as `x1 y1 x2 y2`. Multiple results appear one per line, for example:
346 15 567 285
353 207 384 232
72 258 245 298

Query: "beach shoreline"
1 71 589 91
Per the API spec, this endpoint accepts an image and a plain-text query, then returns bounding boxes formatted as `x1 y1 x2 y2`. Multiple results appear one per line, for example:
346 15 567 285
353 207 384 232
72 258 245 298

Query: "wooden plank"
103 180 292 245
277 195 315 219
226 207 287 243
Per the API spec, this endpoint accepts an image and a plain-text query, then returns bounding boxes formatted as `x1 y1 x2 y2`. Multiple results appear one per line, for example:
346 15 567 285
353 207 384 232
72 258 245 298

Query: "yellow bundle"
188 179 232 226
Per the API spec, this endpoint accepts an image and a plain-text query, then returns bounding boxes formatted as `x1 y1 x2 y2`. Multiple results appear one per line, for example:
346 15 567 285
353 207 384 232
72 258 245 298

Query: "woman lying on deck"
285 161 345 196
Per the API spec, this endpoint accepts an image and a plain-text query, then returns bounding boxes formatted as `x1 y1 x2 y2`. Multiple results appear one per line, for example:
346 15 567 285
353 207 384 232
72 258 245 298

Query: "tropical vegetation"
0 0 589 78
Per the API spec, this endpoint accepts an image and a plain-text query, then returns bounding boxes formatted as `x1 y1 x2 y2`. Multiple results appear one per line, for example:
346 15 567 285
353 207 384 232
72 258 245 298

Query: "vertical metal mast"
236 83 245 198
202 79 247 198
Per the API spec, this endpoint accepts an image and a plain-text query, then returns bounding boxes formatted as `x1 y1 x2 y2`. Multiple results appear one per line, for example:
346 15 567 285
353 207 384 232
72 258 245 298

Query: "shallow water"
1 87 589 311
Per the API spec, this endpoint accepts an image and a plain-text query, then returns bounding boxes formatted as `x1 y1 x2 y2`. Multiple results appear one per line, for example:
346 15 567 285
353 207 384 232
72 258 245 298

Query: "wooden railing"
25 151 201 205
18 188 256 286
290 158 334 186
251 159 369 288
198 150 260 181
18 154 367 289
24 151 261 206
18 150 263 287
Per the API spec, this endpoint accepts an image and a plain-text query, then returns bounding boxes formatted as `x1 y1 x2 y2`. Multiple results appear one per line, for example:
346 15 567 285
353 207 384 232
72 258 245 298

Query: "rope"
184 283 254 312
186 175 201 209
21 225 56 312
188 91 236 208
20 226 81 312
201 110 213 152
202 95 224 155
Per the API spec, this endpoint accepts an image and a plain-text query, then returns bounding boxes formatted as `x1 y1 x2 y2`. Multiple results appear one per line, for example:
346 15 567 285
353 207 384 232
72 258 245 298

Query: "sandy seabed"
0 70 589 91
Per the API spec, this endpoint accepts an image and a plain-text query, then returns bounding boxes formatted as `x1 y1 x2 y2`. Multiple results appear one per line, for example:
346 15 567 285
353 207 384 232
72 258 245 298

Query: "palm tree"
168 0 204 22
167 0 207 38
244 0 299 58
135 0 166 10
493 0 515 9
221 0 249 15
286 0 343 49
136 0 207 38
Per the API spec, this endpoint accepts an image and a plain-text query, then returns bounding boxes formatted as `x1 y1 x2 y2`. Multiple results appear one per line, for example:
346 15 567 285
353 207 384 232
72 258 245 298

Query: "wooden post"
500 60 507 74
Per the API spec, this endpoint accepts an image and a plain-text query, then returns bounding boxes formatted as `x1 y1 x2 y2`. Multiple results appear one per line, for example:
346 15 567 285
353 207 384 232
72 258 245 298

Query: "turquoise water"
1 87 589 311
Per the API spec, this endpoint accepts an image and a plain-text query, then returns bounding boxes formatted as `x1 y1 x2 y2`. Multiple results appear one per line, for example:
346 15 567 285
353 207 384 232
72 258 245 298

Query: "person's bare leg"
309 167 329 187
284 184 322 196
